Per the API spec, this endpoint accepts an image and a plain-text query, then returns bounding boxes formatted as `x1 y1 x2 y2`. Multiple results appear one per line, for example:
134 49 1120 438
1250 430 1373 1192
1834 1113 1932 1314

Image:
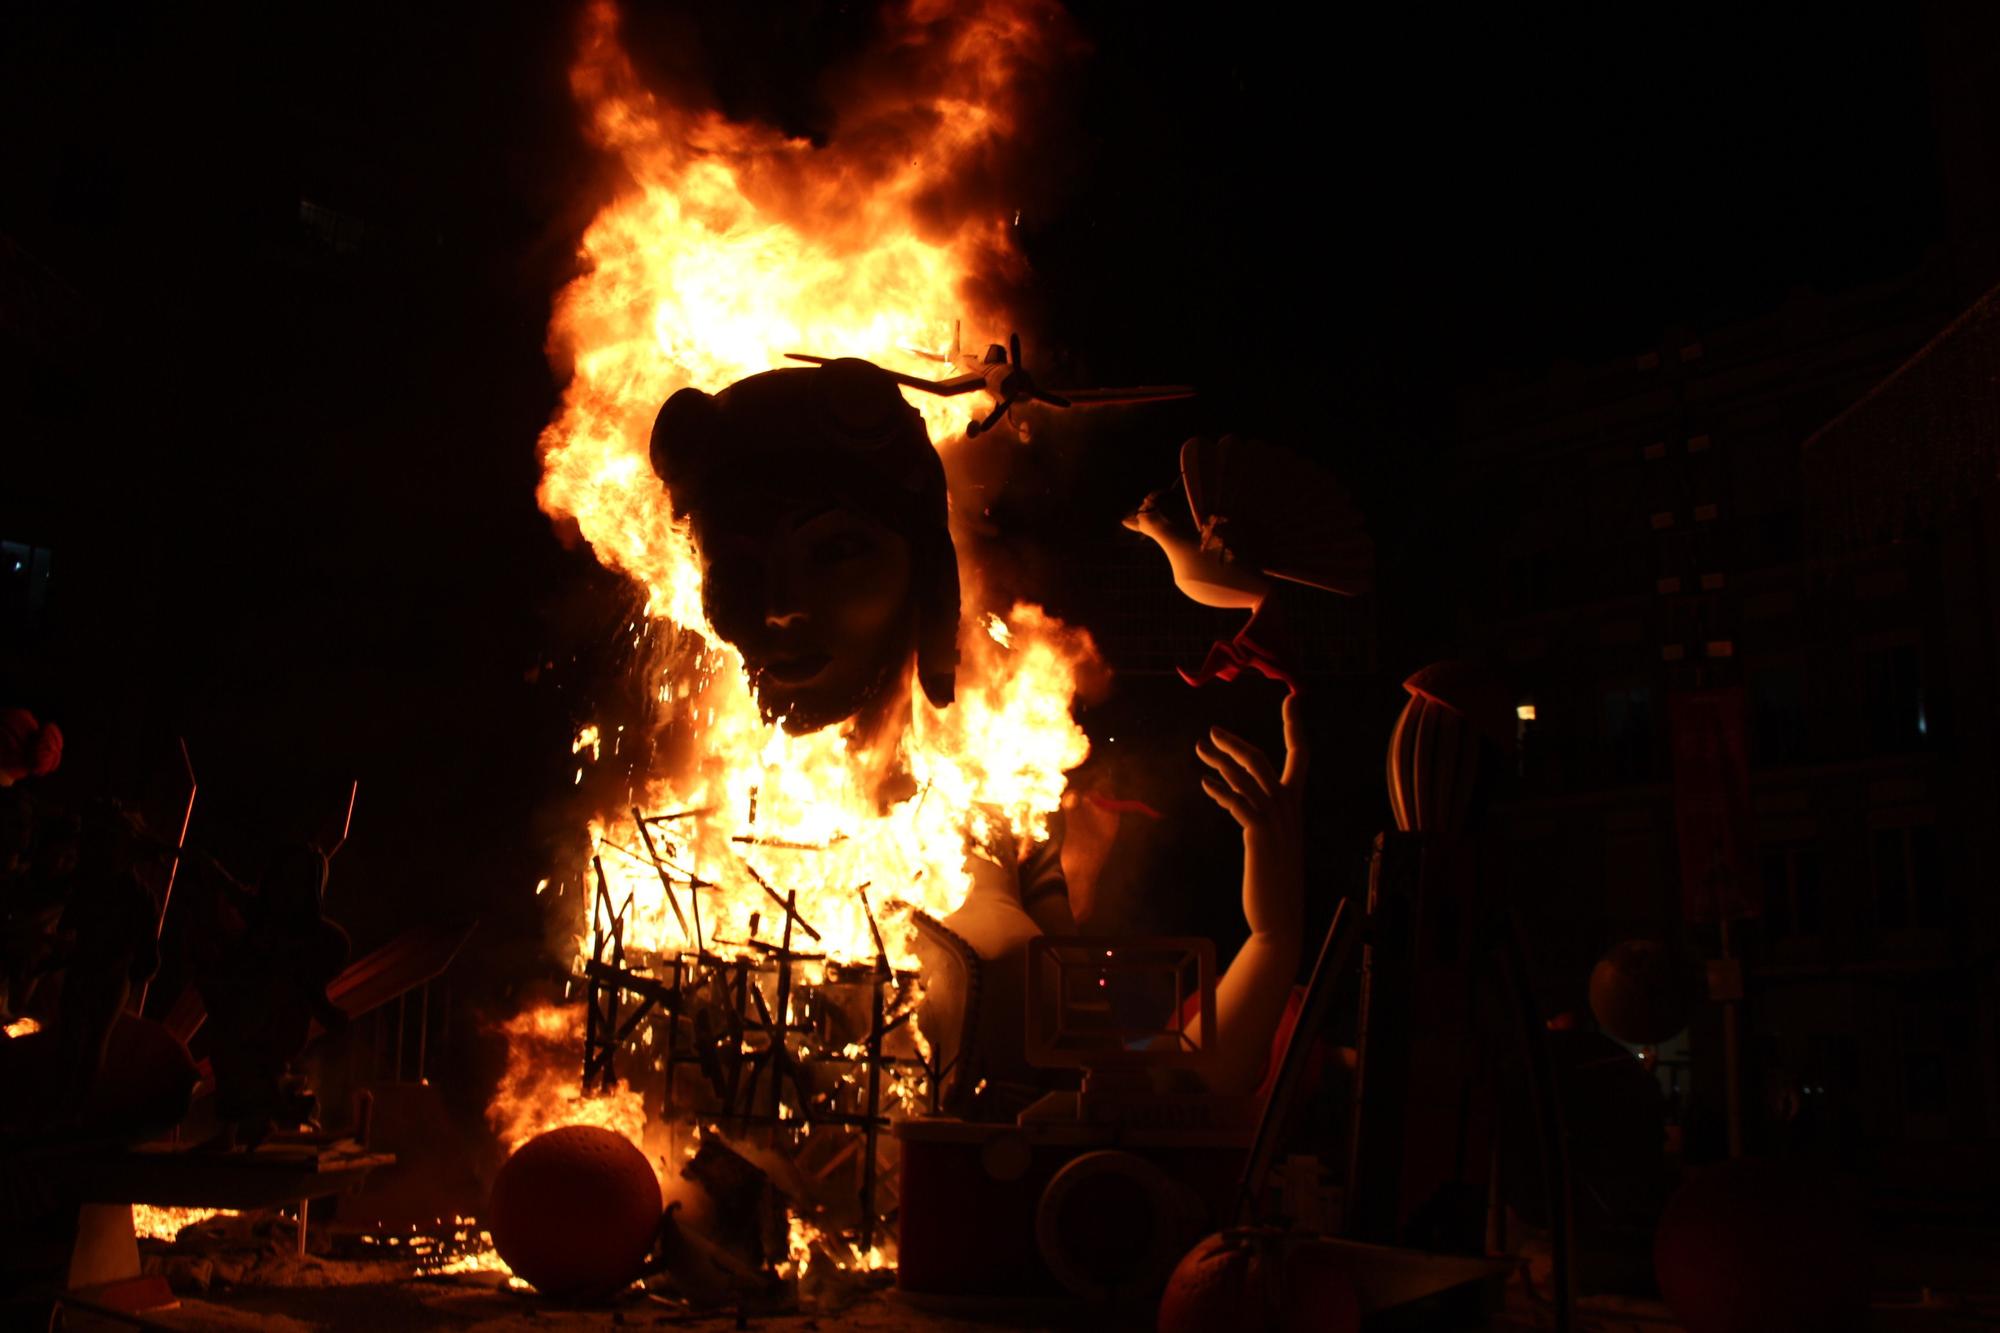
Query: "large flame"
536 0 1096 973
491 0 1093 1186
486 1003 651 1166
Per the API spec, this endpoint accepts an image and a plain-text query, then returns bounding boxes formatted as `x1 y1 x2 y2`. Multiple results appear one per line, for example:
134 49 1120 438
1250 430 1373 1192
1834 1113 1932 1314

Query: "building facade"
1447 271 1999 1177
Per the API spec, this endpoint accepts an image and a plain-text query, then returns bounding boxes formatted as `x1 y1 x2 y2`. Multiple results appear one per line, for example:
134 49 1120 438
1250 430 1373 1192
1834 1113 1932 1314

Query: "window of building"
1749 664 1808 767
1754 509 1802 566
299 198 367 255
1903 1051 1948 1117
2 539 53 634
1910 823 1944 926
1811 1033 1859 1094
1859 641 1927 751
1507 551 1552 613
1873 821 1945 931
1875 827 1906 930
1601 684 1656 783
1517 693 1548 787
1760 843 1823 940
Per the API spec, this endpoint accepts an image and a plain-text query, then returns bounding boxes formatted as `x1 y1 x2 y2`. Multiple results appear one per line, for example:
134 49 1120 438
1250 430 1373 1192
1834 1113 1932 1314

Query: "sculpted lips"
758 652 833 685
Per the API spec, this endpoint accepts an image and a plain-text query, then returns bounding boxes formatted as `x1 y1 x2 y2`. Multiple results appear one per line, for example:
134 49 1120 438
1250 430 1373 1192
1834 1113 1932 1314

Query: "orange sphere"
1159 1230 1360 1333
490 1125 662 1298
1653 1159 1868 1333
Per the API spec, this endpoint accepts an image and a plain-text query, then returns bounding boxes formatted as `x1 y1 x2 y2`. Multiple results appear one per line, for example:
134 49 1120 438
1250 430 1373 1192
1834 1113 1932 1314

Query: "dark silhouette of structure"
1445 267 2000 1207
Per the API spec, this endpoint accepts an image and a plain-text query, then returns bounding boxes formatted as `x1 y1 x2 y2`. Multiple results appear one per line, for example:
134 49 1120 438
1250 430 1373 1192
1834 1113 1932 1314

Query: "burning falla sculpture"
647 359 1073 1111
634 361 1325 1308
647 360 1305 1095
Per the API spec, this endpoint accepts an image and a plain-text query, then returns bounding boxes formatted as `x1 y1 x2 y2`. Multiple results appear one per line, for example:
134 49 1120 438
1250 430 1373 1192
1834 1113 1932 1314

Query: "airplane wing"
1046 385 1197 406
784 353 986 397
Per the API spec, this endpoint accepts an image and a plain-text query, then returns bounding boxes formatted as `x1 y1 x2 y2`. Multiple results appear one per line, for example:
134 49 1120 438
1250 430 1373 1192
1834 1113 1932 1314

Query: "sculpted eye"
699 533 761 577
810 532 870 564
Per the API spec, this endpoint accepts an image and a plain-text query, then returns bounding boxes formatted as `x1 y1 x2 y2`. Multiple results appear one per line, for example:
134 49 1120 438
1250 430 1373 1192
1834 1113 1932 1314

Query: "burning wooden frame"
577 807 947 1259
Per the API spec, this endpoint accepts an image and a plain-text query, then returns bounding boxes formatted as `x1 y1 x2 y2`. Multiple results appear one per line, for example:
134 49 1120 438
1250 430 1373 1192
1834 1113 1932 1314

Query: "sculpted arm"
1192 694 1307 1095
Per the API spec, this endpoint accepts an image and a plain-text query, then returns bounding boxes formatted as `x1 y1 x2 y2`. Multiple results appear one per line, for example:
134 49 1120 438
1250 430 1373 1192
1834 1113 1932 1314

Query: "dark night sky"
0 2 1960 1008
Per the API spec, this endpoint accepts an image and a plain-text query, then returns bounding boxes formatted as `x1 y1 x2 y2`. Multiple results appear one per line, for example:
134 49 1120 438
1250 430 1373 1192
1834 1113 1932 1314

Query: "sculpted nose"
763 557 808 630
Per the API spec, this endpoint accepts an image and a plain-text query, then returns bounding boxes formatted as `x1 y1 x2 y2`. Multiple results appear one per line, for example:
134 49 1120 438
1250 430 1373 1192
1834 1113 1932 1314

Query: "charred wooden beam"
634 805 693 943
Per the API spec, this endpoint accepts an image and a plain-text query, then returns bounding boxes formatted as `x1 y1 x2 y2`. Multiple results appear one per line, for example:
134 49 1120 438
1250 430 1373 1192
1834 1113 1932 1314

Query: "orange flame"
132 1205 236 1243
486 1003 651 1170
498 6 1094 1280
537 0 1097 971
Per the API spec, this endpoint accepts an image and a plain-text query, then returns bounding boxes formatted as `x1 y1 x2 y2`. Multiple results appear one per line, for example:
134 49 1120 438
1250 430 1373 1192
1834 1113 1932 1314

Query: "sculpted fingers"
1280 692 1309 791
1197 734 1263 800
1208 727 1279 796
1200 775 1256 828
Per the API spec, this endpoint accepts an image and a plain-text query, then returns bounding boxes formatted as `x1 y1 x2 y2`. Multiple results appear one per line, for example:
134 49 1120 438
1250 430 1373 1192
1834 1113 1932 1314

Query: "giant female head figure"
649 359 960 735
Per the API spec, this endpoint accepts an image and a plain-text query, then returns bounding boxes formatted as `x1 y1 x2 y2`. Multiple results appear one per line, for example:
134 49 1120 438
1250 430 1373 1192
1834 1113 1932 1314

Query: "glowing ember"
417 1218 518 1283
435 1247 524 1288
787 1211 896 1281
132 1205 236 1243
537 0 1097 970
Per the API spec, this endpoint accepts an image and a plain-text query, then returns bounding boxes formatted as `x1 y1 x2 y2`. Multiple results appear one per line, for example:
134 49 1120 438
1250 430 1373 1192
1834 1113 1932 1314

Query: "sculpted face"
694 493 917 733
650 361 960 735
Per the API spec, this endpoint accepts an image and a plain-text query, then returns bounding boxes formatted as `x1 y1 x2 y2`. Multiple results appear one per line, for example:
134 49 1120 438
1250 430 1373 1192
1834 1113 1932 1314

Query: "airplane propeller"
969 333 1074 437
787 325 1192 440
971 398 1010 438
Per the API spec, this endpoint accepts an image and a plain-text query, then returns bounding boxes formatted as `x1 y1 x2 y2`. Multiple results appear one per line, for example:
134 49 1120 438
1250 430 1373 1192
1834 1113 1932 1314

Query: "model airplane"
787 322 1194 439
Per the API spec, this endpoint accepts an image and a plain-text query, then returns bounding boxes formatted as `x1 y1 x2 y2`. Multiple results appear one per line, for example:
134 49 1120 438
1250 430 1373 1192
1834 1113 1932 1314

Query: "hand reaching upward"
1192 692 1309 1094
1196 692 1307 941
